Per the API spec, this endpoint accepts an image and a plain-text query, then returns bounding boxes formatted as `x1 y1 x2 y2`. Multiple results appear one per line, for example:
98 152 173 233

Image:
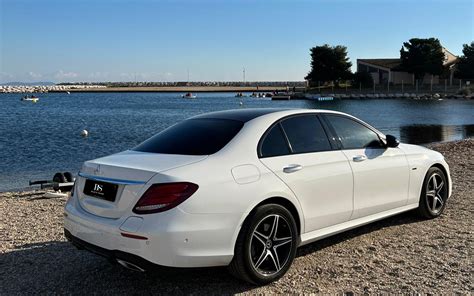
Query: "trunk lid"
76 150 207 218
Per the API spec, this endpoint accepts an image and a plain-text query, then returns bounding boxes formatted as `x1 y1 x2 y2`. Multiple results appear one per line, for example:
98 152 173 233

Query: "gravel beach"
1 139 472 294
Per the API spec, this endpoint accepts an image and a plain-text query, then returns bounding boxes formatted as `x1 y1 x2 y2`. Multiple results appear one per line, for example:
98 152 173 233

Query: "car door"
258 114 353 232
323 114 409 219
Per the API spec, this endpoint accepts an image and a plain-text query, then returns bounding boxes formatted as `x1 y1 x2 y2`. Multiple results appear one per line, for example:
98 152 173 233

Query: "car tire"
53 172 67 183
417 167 448 219
229 204 298 285
63 172 74 182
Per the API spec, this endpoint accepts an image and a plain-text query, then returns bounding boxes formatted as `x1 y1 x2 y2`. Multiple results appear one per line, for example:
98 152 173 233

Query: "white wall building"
357 47 458 85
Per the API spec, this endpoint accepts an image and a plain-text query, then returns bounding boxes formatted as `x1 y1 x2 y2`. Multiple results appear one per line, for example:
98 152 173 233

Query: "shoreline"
1 85 472 100
50 86 290 93
44 87 474 100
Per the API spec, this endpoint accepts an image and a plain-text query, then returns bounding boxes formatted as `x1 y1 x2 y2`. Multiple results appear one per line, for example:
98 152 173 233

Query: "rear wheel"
229 204 297 285
417 167 448 219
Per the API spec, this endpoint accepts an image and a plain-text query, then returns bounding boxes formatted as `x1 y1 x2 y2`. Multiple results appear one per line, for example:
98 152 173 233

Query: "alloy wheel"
249 214 293 276
426 173 446 214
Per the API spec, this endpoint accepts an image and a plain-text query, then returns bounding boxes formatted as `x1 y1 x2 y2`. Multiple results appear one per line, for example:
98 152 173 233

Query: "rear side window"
134 118 243 155
325 115 383 149
260 125 291 157
280 115 331 153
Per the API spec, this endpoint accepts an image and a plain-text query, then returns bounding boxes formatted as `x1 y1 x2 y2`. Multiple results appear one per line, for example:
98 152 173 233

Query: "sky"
0 0 473 83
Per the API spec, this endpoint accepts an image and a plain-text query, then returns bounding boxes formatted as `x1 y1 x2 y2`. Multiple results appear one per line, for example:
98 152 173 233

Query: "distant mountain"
1 81 56 86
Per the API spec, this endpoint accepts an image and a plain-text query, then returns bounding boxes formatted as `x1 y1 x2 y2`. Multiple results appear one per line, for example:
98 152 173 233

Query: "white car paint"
342 147 410 219
64 108 452 269
260 150 354 232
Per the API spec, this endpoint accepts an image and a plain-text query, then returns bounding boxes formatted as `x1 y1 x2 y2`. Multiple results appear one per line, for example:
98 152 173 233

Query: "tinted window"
260 125 291 157
280 115 331 153
134 118 243 155
325 115 383 149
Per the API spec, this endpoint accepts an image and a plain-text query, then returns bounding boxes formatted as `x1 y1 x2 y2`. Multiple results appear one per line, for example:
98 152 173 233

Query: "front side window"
280 115 331 154
325 115 383 149
134 118 243 155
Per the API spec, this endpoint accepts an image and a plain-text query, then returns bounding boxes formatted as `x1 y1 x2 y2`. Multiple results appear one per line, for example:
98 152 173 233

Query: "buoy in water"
81 129 89 137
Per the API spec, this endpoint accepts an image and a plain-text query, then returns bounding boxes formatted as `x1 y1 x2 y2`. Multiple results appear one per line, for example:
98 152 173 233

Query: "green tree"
456 42 474 78
400 38 445 82
305 44 352 85
351 71 373 88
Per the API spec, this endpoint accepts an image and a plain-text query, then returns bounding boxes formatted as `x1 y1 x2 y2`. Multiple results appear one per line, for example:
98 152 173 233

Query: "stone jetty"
0 85 106 93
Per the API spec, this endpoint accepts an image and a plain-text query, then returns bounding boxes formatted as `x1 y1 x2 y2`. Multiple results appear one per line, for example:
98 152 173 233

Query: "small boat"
182 93 197 99
264 93 273 98
66 91 71 95
235 93 245 97
21 95 39 103
250 92 266 98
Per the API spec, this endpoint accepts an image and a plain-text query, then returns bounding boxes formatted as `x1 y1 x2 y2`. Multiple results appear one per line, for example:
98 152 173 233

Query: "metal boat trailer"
29 172 75 192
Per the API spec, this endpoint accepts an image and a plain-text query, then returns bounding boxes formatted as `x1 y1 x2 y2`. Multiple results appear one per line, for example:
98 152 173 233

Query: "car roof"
190 108 293 122
190 108 345 122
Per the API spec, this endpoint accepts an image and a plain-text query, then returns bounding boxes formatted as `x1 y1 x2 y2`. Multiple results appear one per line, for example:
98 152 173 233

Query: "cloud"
1 70 175 83
27 71 43 79
118 72 150 81
0 72 13 82
1 70 78 82
88 72 109 79
117 72 175 82
119 72 133 80
54 70 78 79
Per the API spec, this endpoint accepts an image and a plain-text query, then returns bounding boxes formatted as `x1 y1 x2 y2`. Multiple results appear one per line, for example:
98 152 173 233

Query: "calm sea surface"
0 92 473 191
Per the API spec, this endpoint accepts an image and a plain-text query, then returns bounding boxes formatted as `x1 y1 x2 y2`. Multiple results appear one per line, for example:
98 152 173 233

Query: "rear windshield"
133 118 244 155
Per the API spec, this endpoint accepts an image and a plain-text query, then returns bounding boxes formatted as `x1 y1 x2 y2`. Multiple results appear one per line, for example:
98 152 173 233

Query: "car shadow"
1 211 423 294
0 241 256 295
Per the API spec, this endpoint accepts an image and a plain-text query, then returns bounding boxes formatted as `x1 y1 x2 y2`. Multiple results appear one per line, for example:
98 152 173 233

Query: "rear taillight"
133 182 199 214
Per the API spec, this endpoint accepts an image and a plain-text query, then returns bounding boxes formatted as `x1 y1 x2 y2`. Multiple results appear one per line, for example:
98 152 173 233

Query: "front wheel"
417 167 449 219
229 204 298 285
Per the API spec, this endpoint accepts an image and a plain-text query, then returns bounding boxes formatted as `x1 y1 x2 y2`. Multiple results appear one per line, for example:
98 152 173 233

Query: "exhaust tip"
116 259 145 272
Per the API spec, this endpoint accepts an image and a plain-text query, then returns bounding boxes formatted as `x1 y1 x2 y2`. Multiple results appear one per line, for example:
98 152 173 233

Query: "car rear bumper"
64 229 160 272
64 197 241 268
64 198 242 268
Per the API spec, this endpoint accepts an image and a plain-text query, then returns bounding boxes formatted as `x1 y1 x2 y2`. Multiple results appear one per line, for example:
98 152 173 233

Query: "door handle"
353 155 367 162
283 164 303 173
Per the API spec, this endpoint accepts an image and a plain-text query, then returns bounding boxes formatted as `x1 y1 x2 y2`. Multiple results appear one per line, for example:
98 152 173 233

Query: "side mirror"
385 134 400 148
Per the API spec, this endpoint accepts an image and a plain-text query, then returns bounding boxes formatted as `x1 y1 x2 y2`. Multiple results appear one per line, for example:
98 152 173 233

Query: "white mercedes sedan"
64 108 451 285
